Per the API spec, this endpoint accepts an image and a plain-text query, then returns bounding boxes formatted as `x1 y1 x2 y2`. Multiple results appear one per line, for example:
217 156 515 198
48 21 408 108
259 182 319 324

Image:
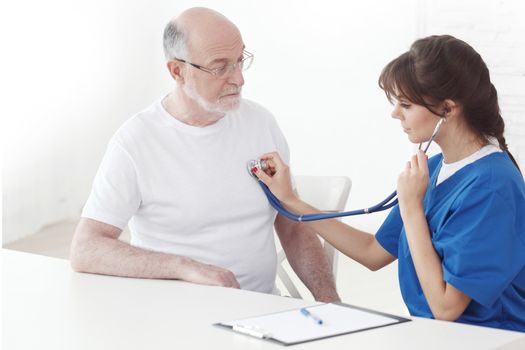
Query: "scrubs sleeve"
438 187 525 308
375 204 403 258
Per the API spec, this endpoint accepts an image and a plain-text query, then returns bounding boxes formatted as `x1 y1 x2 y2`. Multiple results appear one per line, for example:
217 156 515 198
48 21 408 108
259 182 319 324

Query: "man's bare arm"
275 214 340 302
70 218 240 288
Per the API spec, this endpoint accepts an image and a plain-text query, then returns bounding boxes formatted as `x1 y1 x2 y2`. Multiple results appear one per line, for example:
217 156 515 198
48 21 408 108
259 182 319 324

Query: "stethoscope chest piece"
246 117 445 222
246 159 268 178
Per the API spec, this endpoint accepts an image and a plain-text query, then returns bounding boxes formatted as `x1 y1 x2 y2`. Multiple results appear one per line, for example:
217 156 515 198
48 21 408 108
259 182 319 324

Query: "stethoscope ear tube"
419 116 446 153
258 180 398 222
254 117 444 221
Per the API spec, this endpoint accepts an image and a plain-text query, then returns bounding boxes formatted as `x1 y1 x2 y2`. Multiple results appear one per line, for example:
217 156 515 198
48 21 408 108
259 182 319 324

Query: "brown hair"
378 34 520 172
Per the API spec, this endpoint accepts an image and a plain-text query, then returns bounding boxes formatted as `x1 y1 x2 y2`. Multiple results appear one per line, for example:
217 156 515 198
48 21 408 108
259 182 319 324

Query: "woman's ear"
167 61 184 83
442 99 458 118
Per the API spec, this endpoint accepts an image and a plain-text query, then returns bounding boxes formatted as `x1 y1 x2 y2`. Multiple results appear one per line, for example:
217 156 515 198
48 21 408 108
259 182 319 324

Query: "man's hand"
178 258 241 289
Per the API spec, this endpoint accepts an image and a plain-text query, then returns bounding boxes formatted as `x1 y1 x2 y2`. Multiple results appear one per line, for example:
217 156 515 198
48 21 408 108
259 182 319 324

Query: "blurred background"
2 0 524 313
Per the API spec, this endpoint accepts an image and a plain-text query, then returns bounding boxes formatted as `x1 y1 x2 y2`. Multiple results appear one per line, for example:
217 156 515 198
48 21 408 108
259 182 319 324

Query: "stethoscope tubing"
257 117 446 222
258 180 398 222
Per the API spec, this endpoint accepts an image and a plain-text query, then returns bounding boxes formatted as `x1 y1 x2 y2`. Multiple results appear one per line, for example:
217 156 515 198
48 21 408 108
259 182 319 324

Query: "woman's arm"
254 152 396 271
397 151 471 321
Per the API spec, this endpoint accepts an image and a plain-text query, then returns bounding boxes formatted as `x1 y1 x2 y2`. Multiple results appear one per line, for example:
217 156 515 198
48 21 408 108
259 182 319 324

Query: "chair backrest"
276 175 352 299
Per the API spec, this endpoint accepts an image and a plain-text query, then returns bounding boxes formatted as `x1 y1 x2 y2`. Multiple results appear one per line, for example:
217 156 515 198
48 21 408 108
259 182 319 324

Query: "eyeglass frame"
172 50 254 78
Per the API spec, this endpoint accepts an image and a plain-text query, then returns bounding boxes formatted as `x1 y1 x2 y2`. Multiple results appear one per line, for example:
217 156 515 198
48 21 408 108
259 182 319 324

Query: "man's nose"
228 65 244 86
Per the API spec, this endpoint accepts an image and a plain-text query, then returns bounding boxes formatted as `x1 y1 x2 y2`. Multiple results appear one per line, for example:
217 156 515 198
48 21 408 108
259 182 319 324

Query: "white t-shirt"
436 144 502 185
82 98 290 293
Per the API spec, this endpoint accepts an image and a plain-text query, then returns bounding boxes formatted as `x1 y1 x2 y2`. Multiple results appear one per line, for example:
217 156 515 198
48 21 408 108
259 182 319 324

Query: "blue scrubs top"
376 152 525 332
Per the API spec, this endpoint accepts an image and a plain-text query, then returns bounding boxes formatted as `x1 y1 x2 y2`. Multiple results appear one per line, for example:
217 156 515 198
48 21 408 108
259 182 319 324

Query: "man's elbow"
70 256 84 273
69 235 91 273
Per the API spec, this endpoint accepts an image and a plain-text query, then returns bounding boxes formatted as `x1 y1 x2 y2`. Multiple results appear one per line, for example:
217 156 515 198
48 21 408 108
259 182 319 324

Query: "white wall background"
1 0 524 309
420 0 525 167
1 0 421 244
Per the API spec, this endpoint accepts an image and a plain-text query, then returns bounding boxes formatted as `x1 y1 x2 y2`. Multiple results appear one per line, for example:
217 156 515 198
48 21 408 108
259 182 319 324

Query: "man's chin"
220 96 242 112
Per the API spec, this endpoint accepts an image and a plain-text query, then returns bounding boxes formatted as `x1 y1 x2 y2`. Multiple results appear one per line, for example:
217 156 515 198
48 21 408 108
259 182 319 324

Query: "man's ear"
167 61 184 83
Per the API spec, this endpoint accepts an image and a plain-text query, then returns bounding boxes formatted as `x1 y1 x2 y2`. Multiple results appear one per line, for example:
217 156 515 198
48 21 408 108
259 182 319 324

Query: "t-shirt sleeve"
439 187 525 308
81 140 141 229
375 204 403 258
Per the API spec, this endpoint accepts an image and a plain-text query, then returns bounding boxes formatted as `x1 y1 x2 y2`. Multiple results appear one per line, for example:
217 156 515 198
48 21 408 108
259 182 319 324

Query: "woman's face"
390 97 442 144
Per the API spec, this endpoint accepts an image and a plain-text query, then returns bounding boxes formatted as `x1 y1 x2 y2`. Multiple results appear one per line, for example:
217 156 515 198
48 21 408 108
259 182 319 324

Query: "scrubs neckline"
427 152 505 207
431 151 504 189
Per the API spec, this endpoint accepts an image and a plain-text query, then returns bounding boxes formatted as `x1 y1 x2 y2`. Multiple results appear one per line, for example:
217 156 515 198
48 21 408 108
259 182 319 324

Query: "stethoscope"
247 117 446 222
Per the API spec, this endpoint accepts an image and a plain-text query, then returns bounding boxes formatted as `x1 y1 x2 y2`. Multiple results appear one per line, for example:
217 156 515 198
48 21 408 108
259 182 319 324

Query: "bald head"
163 8 246 118
163 7 242 62
176 7 230 29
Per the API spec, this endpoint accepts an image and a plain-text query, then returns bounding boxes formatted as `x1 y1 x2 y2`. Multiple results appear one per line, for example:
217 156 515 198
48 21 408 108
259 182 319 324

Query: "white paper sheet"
221 303 407 344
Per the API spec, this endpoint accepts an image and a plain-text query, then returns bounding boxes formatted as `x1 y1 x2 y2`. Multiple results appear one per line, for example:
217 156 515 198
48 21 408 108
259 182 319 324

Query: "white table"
2 249 525 349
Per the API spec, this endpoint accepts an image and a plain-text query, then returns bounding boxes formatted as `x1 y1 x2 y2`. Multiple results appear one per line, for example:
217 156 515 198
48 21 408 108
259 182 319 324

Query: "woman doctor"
253 35 525 332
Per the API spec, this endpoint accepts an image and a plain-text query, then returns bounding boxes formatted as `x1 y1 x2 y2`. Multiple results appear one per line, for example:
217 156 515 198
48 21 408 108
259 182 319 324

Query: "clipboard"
215 302 411 346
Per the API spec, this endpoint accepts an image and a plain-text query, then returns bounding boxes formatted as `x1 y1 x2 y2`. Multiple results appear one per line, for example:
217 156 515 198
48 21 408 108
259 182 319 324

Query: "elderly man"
70 7 339 302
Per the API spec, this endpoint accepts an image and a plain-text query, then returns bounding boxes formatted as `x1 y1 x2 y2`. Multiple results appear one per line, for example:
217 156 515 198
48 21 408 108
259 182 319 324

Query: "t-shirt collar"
156 97 231 135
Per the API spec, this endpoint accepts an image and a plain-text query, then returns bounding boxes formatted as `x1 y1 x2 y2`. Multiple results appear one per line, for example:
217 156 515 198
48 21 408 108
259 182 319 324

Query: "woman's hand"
252 152 298 206
397 150 429 215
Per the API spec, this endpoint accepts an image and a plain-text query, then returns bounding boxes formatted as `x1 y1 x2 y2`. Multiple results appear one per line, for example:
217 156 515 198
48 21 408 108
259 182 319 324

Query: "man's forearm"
70 234 188 279
69 218 240 288
275 216 340 302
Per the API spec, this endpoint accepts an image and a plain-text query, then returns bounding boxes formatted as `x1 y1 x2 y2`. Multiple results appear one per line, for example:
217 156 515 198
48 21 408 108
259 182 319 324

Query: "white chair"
276 175 352 299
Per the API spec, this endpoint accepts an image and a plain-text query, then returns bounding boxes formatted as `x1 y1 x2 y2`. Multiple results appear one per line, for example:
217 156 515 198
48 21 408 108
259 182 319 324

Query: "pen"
300 307 324 325
232 324 271 339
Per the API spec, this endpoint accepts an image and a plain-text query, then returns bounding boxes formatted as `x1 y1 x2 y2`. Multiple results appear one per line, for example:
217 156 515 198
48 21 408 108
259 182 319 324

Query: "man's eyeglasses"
173 50 254 79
